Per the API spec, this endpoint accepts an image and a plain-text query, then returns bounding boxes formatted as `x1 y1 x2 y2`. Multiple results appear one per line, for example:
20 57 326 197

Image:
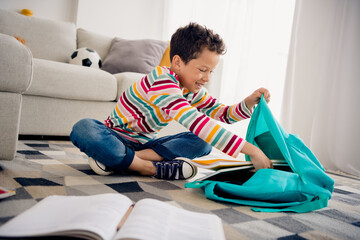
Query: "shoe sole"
88 157 113 176
174 157 198 180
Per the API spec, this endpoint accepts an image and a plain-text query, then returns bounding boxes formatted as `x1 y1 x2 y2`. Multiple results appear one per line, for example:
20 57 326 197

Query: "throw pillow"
101 37 168 74
77 28 113 61
159 43 171 67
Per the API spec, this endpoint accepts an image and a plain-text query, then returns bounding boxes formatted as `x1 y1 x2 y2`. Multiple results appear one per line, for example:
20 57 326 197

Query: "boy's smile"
170 48 220 93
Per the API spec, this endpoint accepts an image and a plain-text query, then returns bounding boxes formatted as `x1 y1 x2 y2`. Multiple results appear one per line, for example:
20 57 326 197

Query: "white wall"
76 0 165 40
0 0 165 40
0 0 78 23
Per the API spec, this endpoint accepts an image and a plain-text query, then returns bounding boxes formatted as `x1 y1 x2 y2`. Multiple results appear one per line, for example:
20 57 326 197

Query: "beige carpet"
0 138 360 240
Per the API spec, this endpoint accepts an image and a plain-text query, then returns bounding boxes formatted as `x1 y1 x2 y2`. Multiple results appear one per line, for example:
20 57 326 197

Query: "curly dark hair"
170 22 226 64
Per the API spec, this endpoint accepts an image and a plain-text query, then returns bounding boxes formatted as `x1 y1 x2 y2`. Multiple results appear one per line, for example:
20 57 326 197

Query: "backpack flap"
245 96 294 172
246 96 333 188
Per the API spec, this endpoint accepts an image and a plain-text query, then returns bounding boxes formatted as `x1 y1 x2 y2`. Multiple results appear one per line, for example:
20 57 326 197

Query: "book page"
0 193 133 240
192 158 252 169
193 157 288 170
115 198 225 240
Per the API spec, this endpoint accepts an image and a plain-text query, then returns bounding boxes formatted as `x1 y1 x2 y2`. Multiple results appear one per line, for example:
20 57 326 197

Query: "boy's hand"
245 88 271 110
240 142 273 171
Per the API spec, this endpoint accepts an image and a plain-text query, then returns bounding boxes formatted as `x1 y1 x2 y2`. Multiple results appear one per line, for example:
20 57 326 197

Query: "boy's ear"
171 55 182 71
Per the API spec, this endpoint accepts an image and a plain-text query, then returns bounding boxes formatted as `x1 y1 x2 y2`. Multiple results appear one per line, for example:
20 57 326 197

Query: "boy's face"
171 48 220 93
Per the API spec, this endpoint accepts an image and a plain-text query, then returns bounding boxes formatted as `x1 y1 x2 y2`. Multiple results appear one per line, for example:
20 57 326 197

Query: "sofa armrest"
0 33 33 93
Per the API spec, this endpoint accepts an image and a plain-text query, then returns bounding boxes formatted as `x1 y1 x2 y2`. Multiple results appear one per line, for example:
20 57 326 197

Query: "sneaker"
88 157 114 176
153 157 198 180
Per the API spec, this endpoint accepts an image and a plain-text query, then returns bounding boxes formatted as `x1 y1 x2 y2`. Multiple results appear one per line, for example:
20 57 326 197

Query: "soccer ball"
69 48 102 69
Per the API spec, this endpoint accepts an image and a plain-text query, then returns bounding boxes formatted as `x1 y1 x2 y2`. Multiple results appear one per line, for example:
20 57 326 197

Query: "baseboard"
18 135 70 141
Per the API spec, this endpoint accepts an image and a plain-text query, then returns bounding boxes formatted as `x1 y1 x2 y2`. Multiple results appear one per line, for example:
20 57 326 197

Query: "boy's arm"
148 84 245 158
191 88 252 124
241 142 273 170
147 79 271 162
244 88 271 110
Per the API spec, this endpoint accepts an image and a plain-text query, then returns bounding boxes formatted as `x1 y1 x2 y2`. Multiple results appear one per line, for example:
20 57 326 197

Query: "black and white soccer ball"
69 48 102 69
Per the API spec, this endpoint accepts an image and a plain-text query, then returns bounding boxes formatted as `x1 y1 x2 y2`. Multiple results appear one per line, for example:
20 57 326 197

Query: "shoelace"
154 161 182 180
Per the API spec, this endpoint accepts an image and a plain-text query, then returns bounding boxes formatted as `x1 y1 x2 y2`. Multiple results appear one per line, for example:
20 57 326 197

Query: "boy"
70 23 272 180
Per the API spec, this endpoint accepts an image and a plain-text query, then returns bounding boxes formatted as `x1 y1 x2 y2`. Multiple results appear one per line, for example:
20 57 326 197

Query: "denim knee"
70 118 134 171
70 118 100 144
149 132 213 160
189 133 213 156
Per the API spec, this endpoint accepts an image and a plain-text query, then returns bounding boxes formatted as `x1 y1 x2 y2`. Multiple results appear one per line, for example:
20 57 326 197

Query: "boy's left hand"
245 88 270 110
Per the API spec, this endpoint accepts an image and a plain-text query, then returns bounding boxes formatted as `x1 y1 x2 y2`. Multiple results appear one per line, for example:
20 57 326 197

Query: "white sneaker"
88 157 114 176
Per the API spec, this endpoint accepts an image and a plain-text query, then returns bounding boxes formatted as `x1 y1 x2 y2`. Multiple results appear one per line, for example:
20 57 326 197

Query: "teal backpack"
185 96 334 213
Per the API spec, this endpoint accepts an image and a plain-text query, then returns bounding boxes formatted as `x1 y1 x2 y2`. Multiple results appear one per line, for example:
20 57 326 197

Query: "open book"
0 193 225 240
192 157 287 170
194 160 290 182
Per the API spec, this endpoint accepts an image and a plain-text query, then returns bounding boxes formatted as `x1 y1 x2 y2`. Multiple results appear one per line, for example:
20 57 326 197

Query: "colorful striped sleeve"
191 88 253 124
147 81 246 158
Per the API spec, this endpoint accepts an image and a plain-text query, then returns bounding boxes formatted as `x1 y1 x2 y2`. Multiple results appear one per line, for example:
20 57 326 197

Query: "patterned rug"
0 138 360 240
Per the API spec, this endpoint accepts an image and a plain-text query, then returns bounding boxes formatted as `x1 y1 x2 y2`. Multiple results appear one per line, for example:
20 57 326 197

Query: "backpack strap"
251 194 329 213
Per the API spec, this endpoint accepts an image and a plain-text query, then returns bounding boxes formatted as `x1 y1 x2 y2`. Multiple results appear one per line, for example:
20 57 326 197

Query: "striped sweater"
105 66 252 158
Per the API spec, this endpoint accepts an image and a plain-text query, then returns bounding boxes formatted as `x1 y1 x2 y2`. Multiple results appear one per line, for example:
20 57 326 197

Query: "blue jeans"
70 119 212 172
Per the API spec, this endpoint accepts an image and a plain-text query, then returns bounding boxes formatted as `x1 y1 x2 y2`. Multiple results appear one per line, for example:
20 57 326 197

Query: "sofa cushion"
101 38 168 74
77 28 113 61
20 95 116 136
114 72 146 100
0 9 76 63
25 58 117 102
